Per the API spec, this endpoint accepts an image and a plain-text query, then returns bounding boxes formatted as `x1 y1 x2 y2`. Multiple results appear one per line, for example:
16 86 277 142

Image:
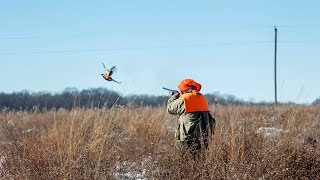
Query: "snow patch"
112 156 157 179
256 127 288 136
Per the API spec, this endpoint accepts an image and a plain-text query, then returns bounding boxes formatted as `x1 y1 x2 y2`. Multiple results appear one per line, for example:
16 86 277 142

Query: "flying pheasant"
101 62 121 84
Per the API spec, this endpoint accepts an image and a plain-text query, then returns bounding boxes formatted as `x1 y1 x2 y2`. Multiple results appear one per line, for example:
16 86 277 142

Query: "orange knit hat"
178 79 202 92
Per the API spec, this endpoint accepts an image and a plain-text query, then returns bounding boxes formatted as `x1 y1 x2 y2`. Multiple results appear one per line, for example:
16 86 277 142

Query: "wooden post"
274 26 278 105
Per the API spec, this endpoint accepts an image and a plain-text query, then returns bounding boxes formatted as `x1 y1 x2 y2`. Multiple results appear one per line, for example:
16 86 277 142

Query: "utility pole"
274 26 278 105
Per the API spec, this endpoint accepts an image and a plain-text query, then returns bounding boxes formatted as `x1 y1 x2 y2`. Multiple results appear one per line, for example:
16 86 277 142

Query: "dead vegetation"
0 105 319 179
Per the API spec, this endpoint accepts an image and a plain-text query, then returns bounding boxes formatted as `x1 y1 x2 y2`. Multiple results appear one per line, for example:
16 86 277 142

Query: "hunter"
167 79 216 157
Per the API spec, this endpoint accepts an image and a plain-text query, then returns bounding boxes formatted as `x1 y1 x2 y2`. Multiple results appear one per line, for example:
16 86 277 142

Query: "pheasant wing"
101 62 106 69
102 62 110 74
109 66 117 76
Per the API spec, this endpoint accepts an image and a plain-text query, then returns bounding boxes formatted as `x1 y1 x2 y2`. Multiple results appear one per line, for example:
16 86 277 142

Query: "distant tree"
63 87 79 94
204 93 221 105
312 97 320 106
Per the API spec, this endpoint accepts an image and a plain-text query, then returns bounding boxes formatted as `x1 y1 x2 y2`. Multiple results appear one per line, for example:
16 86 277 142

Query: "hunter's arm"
167 95 185 115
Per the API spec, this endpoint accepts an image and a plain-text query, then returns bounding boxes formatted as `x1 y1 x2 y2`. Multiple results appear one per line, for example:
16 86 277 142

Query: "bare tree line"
1 87 315 111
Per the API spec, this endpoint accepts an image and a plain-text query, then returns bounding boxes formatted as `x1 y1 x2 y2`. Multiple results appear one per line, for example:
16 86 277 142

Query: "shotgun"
162 87 179 94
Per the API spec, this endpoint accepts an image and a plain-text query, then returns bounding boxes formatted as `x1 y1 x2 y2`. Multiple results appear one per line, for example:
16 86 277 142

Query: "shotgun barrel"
162 87 179 94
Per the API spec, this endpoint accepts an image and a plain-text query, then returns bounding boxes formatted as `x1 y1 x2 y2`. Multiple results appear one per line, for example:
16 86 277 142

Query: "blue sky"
1 1 320 103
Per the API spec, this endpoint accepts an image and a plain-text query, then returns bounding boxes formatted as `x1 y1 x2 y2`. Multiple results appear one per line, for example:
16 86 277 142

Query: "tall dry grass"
0 105 319 179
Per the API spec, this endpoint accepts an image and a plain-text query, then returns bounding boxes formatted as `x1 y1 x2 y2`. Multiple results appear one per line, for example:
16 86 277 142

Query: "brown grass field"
0 105 319 179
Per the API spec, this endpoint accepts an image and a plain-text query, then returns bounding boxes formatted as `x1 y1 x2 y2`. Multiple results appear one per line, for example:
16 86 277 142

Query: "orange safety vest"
181 90 209 113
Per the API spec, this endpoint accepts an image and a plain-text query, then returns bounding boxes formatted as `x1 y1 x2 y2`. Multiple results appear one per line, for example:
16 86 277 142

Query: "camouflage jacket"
167 95 216 142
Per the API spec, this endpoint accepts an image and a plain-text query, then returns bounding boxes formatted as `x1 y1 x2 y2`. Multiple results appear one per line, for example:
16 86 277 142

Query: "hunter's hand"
169 91 180 98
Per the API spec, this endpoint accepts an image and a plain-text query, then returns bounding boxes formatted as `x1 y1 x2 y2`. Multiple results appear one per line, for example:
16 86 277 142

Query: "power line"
0 40 307 56
0 36 39 40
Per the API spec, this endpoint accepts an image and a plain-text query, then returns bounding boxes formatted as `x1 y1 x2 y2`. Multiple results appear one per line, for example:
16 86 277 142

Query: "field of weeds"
0 105 319 179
